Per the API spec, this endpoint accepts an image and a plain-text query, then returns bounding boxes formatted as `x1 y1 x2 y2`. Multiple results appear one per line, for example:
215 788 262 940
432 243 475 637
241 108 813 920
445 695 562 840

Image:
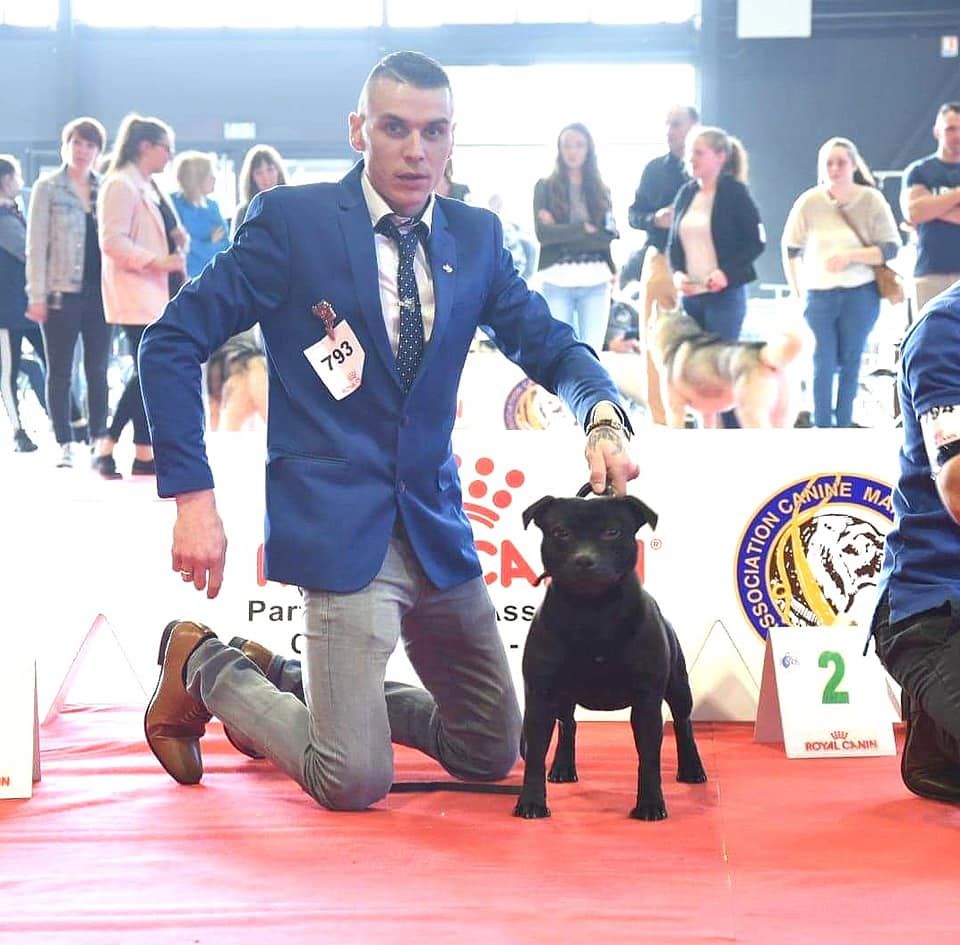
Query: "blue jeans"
186 533 521 810
804 282 880 428
540 281 610 354
682 284 748 428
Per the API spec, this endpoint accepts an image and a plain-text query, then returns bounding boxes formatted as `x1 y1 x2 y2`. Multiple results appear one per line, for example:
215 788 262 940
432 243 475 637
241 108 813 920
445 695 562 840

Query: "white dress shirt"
361 172 437 353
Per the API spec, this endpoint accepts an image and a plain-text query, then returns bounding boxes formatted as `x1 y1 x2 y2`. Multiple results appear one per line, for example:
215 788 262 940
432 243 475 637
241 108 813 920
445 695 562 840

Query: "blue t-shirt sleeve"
904 307 960 419
904 159 925 189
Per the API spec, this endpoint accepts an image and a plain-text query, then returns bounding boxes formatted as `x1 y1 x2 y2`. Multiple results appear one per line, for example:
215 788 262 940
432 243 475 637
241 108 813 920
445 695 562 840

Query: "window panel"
72 0 382 28
389 0 699 27
0 1 58 26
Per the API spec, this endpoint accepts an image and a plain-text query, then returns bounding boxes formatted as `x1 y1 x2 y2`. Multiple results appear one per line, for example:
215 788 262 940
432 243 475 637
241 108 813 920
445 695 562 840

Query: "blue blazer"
139 163 623 592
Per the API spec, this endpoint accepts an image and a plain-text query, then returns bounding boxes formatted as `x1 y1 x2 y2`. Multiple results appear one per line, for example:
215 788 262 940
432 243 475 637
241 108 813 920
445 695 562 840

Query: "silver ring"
180 570 194 577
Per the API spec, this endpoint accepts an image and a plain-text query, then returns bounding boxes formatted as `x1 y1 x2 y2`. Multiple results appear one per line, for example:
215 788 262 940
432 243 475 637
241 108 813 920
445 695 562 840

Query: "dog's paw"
513 799 551 819
547 764 579 783
630 802 668 821
677 765 707 784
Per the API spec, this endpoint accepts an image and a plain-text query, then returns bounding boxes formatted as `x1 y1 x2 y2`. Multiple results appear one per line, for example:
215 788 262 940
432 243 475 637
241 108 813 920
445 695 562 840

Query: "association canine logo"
503 379 573 430
735 473 893 639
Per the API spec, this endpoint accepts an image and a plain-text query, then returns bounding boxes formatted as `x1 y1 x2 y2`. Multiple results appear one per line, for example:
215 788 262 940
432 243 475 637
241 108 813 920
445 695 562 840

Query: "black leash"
390 781 521 795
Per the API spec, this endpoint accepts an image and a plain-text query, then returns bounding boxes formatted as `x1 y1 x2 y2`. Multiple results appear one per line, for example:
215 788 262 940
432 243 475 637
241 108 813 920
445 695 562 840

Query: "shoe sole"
144 620 203 785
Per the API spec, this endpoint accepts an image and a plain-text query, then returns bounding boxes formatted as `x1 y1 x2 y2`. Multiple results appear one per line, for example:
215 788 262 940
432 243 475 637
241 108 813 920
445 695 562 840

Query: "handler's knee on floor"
303 751 394 811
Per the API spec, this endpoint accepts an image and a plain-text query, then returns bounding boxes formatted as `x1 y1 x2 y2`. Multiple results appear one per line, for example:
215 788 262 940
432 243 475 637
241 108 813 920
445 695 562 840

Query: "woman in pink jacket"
95 114 185 479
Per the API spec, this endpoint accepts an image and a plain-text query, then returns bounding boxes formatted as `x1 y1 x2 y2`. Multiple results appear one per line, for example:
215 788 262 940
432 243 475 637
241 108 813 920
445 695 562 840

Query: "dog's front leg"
629 693 667 821
548 701 578 783
513 687 558 819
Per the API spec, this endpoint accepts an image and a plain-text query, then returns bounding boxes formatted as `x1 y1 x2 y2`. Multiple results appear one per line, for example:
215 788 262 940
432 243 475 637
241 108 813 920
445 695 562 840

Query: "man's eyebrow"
376 113 450 128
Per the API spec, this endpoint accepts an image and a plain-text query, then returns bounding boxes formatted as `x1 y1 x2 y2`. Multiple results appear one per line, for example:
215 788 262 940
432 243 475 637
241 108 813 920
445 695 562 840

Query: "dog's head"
522 495 658 596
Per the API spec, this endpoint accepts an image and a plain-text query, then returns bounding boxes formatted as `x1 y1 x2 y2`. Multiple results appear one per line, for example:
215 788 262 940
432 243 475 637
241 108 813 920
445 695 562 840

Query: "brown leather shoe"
144 620 216 784
221 636 277 760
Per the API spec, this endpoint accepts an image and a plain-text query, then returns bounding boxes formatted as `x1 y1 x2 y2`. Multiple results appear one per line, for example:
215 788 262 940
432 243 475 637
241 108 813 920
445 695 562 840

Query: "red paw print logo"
458 456 525 528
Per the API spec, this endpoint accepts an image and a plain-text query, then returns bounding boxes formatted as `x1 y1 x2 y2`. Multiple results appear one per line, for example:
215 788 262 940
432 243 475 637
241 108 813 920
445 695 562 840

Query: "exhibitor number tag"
304 319 364 401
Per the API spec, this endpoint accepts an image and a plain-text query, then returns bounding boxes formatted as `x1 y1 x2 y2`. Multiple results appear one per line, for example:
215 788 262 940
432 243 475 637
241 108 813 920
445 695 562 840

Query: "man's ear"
348 113 366 154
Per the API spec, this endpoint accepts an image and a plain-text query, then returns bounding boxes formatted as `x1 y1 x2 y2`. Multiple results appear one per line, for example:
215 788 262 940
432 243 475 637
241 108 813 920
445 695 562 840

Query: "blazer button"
397 480 406 494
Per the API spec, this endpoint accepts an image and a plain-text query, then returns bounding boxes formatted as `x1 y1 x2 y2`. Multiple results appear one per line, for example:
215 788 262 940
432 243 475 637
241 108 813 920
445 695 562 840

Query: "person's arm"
827 191 902 272
901 182 960 226
99 175 181 273
479 214 637 493
139 189 291 597
715 179 765 279
533 179 599 246
628 161 671 234
25 176 50 319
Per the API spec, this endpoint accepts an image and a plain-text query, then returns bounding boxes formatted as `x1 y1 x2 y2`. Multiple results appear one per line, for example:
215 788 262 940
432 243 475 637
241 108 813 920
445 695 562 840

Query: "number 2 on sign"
819 650 850 704
321 340 354 370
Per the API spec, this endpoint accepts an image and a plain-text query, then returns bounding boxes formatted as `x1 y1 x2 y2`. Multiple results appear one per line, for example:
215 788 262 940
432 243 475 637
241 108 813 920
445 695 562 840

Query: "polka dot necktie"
377 216 426 392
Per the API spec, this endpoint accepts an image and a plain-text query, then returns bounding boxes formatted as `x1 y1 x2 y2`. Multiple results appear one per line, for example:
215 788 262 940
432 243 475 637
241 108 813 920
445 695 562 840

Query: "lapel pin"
442 263 454 273
311 300 337 334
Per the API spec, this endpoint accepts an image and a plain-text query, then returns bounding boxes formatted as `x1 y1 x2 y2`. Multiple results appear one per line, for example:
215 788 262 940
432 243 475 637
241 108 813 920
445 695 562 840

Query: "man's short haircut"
358 50 450 110
937 102 960 120
61 117 107 153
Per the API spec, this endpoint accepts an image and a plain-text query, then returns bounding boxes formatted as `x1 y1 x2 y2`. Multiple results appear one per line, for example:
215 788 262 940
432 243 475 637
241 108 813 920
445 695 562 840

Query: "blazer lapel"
336 164 400 388
420 199 457 378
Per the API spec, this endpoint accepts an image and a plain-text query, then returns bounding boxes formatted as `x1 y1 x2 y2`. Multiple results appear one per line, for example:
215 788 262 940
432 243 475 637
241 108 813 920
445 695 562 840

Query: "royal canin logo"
804 731 879 752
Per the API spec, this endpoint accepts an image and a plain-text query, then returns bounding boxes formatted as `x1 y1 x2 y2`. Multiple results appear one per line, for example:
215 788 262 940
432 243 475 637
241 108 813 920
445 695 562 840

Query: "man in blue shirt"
901 102 960 312
138 51 638 811
871 280 960 801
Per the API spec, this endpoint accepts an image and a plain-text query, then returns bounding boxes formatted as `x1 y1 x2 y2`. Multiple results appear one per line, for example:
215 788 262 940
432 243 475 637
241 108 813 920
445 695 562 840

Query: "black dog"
514 494 707 820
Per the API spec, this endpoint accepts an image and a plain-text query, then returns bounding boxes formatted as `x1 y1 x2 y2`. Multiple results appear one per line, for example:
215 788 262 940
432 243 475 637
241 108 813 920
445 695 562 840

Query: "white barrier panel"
12 420 900 722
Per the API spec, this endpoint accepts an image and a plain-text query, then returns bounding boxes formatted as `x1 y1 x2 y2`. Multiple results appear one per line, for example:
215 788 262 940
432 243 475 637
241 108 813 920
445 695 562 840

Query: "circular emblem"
735 473 893 639
503 378 571 430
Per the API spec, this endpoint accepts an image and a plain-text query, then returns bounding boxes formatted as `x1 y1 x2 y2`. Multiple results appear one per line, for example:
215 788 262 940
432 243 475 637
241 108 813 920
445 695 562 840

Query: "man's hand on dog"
585 402 639 496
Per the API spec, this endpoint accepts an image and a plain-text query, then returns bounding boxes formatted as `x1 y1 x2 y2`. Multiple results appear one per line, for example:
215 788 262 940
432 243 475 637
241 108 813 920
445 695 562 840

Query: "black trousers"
872 592 960 754
40 287 111 444
108 325 151 446
0 325 46 430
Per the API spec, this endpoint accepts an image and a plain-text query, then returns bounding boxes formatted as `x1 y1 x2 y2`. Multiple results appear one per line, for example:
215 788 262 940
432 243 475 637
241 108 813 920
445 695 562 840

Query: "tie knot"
376 215 425 250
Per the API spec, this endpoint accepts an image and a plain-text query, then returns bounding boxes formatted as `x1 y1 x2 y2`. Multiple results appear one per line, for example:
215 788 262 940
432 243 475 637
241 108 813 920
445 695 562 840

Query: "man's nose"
404 132 426 160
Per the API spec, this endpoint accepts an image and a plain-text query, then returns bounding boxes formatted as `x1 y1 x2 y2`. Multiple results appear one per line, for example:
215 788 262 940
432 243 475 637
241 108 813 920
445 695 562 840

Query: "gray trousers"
186 534 521 810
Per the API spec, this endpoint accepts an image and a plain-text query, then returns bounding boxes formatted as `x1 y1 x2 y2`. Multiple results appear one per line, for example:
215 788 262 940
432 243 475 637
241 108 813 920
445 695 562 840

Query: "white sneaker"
56 443 74 468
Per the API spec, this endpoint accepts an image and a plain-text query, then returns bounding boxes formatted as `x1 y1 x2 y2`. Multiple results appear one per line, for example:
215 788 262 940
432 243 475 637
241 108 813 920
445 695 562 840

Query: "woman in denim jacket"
26 117 112 468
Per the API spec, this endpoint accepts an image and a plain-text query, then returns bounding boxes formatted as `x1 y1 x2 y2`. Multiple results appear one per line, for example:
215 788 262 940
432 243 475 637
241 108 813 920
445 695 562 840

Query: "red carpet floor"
1 707 958 945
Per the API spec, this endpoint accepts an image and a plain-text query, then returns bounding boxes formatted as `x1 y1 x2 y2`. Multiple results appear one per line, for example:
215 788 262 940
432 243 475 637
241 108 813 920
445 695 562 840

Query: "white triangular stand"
0 654 40 799
687 619 761 720
43 614 149 727
753 627 896 758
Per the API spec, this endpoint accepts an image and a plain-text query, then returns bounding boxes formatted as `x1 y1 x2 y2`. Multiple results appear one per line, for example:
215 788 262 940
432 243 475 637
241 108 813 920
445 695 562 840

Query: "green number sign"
819 650 850 705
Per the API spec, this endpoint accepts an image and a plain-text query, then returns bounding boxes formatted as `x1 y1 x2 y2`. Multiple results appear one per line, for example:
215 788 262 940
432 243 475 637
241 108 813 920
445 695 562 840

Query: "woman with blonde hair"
782 136 900 427
668 126 763 340
95 113 185 478
668 125 765 426
171 151 229 278
231 144 286 237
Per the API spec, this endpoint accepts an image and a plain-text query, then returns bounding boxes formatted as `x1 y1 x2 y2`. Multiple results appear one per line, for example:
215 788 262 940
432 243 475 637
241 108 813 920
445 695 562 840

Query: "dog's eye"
601 527 622 540
550 526 572 541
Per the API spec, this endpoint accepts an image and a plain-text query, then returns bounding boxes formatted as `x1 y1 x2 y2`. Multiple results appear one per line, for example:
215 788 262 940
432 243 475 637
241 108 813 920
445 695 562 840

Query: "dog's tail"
759 329 804 370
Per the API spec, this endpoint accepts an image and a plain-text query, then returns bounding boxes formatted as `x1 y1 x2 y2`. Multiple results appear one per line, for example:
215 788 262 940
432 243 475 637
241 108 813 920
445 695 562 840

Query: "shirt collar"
361 169 434 235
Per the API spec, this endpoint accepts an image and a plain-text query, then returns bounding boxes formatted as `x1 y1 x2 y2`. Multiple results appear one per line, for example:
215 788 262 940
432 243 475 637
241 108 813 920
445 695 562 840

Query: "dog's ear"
623 497 658 533
522 496 556 530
